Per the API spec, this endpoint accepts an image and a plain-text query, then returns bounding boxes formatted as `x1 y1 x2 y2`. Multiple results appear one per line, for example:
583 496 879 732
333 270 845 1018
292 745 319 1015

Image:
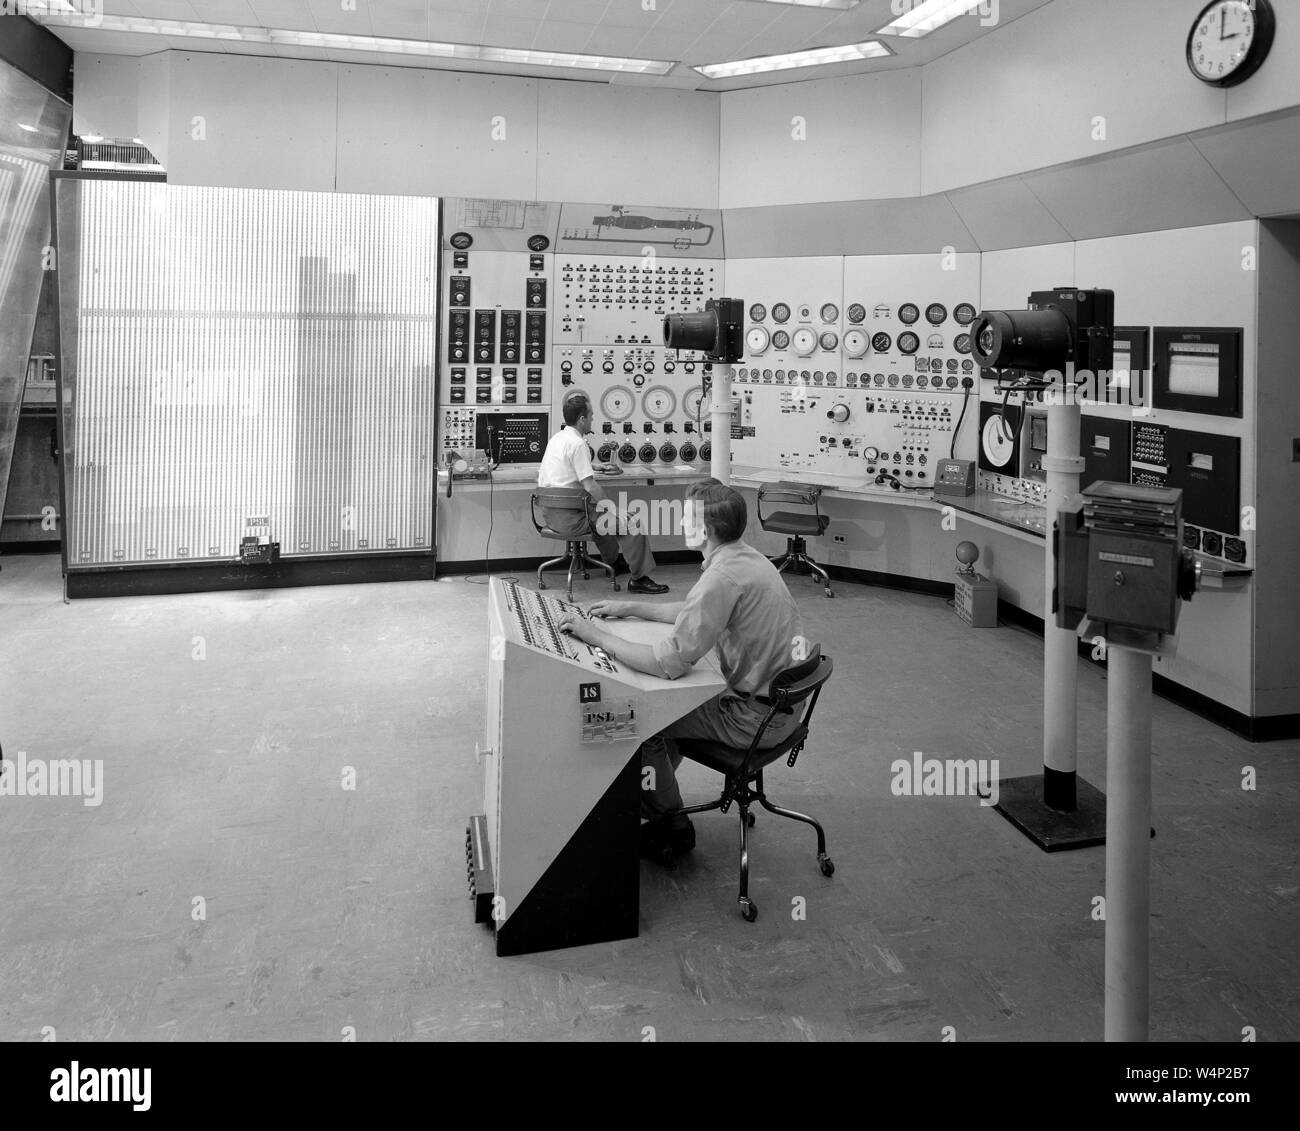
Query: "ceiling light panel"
876 0 993 38
694 39 890 79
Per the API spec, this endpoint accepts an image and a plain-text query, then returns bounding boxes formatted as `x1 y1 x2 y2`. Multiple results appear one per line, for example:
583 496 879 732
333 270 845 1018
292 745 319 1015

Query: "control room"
1 0 1297 1056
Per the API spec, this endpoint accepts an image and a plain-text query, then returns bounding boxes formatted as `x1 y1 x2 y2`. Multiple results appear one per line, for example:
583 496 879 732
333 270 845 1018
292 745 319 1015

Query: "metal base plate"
993 774 1109 852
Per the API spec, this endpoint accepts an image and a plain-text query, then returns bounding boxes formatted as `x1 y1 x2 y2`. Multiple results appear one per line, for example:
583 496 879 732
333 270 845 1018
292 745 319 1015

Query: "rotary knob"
827 403 850 423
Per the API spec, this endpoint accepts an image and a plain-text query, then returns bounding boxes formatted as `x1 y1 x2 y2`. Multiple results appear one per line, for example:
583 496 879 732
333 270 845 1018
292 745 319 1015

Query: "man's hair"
687 480 746 543
562 391 591 427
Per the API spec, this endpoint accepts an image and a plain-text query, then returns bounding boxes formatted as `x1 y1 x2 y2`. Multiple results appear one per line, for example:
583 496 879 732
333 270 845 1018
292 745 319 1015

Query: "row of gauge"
745 300 980 358
596 384 704 422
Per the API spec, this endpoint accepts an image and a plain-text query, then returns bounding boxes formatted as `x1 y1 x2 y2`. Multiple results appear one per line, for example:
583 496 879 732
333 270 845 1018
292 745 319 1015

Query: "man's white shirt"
538 425 594 488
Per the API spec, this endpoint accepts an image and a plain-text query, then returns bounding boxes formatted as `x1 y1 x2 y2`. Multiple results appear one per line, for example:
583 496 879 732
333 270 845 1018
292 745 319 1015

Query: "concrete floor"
1 551 1296 1042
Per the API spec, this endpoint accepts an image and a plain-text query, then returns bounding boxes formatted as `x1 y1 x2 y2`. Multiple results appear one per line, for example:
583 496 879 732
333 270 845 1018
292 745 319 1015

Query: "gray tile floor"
1 552 1295 1041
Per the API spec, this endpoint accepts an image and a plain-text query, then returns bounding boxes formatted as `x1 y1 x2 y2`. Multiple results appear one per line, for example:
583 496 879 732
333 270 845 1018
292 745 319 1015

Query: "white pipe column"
709 363 734 486
1042 400 1084 808
1104 642 1153 1042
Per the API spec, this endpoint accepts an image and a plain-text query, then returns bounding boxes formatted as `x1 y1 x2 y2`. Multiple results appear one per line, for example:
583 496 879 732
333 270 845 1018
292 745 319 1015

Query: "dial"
954 333 973 355
954 302 977 326
843 329 869 358
898 303 920 325
791 328 817 357
898 332 921 355
820 303 840 324
1187 0 1275 88
982 414 1017 469
746 326 771 355
846 303 866 324
871 332 893 353
819 331 839 352
926 303 948 325
449 231 473 250
863 446 880 462
601 387 635 421
771 303 791 324
749 303 768 322
642 390 676 426
827 403 850 424
684 385 706 420
771 330 791 350
526 234 550 252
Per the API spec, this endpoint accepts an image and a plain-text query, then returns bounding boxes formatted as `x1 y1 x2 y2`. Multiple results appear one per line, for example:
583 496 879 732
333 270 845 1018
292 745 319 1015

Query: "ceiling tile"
481 16 545 48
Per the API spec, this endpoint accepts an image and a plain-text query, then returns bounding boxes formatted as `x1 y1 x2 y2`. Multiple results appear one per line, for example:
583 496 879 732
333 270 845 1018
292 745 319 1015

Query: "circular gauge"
899 303 920 325
771 330 791 350
873 374 887 386
643 386 676 421
917 375 929 388
684 385 705 419
819 331 839 352
746 326 771 355
527 234 550 252
982 414 1017 469
887 374 900 387
449 231 473 250
872 331 893 353
820 303 840 324
847 303 866 324
843 329 869 358
898 331 921 355
927 333 945 350
601 387 634 421
798 304 812 321
771 303 791 324
926 303 948 325
954 333 973 354
946 376 960 389
749 303 768 322
954 302 977 325
791 328 817 357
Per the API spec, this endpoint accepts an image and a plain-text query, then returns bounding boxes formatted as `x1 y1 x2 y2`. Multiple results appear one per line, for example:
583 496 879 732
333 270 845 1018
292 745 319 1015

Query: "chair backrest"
756 483 824 532
767 644 833 716
530 487 595 536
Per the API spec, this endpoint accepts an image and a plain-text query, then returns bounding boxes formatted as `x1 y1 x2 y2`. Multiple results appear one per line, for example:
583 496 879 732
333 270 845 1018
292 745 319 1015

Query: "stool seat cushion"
762 511 829 537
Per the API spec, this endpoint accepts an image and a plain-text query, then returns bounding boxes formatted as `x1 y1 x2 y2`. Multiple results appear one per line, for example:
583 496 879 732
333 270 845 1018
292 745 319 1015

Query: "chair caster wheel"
612 582 621 592
745 812 756 827
819 855 835 877
582 571 590 580
739 897 758 923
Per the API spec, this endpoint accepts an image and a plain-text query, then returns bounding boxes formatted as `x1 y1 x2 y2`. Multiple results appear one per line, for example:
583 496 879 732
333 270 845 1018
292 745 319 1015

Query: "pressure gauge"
954 302 977 326
820 303 839 324
844 329 869 358
749 303 767 322
863 446 880 462
925 303 948 325
601 387 635 421
899 303 920 325
771 330 791 350
643 386 676 421
792 328 817 357
684 385 705 419
846 303 866 324
819 331 839 352
746 326 771 355
871 331 893 353
771 303 791 323
898 331 921 355
954 333 973 355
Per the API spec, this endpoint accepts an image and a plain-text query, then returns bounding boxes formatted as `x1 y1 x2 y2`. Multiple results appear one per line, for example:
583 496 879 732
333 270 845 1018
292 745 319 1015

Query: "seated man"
558 479 805 858
538 390 668 595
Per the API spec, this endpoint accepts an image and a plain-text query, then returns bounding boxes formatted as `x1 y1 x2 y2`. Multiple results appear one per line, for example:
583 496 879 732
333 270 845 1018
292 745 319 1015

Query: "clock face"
1187 0 1275 87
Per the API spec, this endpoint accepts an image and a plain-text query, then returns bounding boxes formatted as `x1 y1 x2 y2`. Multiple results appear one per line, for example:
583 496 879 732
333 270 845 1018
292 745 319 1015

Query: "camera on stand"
663 297 745 364
970 287 1115 391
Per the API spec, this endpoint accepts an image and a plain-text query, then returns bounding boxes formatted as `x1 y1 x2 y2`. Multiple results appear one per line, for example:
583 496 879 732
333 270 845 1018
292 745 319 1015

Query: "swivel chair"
530 487 619 602
649 645 835 923
757 483 834 598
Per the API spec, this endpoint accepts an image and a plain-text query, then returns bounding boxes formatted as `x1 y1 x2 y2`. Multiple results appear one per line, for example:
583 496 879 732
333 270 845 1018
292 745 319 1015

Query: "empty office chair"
757 483 834 597
530 487 619 602
651 645 835 923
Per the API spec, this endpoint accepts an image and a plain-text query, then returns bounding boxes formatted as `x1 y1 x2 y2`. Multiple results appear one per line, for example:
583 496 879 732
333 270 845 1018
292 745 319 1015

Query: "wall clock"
1187 0 1275 88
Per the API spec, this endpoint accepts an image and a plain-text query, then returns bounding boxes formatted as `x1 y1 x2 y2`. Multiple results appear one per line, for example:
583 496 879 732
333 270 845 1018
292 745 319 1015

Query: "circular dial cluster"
926 303 948 325
749 302 768 322
846 303 866 324
898 303 920 325
954 302 978 326
601 387 634 421
771 329 791 350
897 332 921 355
771 303 791 324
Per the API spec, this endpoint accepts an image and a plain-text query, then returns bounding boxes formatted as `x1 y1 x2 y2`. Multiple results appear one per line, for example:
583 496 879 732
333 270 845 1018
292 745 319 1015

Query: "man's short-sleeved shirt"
538 425 594 489
652 540 803 696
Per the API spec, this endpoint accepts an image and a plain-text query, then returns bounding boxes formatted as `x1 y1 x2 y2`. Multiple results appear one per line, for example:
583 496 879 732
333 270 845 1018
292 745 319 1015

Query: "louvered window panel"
61 181 437 567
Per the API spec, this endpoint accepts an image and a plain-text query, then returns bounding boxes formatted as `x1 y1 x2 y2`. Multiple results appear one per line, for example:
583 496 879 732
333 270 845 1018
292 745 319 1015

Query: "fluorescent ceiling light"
28 14 675 75
752 0 861 8
876 0 990 38
694 41 890 79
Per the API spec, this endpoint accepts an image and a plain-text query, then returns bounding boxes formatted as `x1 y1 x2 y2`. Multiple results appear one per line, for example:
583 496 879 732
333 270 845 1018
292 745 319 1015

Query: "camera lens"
969 307 1072 372
663 310 719 353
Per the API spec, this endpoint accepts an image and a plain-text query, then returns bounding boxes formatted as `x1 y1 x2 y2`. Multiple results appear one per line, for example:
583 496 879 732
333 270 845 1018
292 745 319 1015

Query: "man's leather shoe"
640 815 695 865
628 577 669 594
